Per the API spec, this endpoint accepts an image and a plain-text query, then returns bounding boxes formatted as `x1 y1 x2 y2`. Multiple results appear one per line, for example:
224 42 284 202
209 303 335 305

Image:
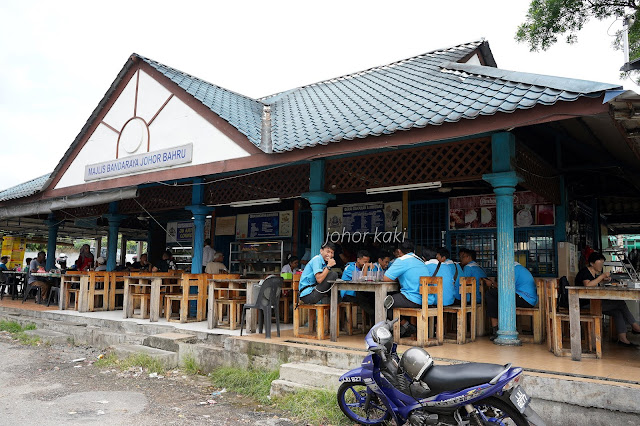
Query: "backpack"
557 276 570 309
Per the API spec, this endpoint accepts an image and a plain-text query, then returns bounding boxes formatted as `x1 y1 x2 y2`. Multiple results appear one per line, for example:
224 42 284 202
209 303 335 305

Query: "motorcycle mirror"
384 295 394 310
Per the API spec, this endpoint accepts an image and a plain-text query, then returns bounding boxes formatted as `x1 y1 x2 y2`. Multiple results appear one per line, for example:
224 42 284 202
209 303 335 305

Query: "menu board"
327 202 403 234
1 236 25 269
235 211 293 239
215 216 236 236
449 191 555 230
166 221 194 243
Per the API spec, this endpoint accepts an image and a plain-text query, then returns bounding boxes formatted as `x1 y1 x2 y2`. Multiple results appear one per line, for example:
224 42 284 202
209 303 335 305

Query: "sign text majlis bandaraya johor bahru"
84 144 193 181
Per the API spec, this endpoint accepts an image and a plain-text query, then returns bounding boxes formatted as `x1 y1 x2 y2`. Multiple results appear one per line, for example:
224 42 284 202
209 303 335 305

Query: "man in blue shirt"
0 256 8 296
424 248 456 307
371 251 391 273
384 241 430 336
457 248 486 303
485 260 538 340
341 250 375 317
299 242 338 304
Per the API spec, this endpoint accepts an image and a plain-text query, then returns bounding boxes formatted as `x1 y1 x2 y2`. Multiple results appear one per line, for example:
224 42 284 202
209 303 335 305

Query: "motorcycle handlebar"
387 317 399 329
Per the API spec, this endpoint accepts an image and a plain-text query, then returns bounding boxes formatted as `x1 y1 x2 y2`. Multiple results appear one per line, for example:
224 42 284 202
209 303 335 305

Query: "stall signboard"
449 191 555 230
326 202 403 242
1 236 26 269
215 216 236 236
166 221 194 243
235 211 293 239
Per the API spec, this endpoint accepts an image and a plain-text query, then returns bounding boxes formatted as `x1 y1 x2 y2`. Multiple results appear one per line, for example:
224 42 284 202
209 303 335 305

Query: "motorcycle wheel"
472 396 528 426
337 381 390 425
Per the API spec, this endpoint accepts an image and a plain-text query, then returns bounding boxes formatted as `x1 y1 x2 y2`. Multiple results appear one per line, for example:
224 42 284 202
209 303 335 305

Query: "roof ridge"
259 40 485 103
134 53 265 106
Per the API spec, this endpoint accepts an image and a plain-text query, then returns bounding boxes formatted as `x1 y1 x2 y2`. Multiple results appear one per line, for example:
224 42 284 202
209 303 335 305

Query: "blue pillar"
302 191 335 256
103 214 126 271
186 205 212 273
484 171 521 346
46 215 59 271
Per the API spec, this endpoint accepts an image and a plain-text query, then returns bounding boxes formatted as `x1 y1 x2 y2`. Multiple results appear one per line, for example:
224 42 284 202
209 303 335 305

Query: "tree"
516 1 640 74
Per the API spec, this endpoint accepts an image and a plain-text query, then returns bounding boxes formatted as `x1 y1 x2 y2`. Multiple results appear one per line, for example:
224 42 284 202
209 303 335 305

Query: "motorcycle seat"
422 362 506 395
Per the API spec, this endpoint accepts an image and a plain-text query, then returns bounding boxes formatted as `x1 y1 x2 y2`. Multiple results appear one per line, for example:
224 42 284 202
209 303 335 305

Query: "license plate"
509 386 530 413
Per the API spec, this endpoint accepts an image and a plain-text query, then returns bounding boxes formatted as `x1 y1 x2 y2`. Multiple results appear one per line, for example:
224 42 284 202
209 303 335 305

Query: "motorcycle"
337 315 546 425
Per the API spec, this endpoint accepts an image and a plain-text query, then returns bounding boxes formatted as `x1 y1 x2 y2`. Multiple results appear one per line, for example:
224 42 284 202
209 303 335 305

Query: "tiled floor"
3 297 639 386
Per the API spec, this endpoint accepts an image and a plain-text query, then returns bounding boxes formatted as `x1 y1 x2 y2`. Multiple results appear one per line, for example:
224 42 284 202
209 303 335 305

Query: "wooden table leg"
569 290 582 361
78 276 89 313
375 286 386 324
59 279 67 310
123 280 131 319
330 284 338 342
208 282 216 329
150 279 160 322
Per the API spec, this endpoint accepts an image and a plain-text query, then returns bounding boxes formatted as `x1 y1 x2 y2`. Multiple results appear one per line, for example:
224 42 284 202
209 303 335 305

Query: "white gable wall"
54 70 252 190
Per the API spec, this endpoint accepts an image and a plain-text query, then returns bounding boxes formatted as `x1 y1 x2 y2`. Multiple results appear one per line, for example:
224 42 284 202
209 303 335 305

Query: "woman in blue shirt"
299 242 338 304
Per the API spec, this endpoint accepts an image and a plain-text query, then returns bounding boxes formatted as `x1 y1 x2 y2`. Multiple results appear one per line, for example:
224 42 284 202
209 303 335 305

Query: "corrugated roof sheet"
0 173 50 202
137 40 620 153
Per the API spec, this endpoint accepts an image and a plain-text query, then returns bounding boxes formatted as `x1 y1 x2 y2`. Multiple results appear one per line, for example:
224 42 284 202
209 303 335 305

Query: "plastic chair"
240 275 283 338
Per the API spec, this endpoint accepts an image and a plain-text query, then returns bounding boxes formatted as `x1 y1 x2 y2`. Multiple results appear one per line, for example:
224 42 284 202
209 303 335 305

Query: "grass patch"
93 352 165 374
209 366 279 404
275 389 347 425
182 354 200 375
0 320 40 345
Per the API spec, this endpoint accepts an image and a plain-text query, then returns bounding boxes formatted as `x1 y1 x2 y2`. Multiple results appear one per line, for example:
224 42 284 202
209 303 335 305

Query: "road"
0 332 295 425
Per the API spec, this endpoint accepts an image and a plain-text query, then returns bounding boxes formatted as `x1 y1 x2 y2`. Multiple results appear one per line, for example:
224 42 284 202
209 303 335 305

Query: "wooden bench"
293 275 330 340
443 277 477 344
165 274 210 323
392 276 444 347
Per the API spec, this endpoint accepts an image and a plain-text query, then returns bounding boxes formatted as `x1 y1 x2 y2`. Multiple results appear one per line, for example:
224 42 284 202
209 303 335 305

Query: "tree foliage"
516 1 640 62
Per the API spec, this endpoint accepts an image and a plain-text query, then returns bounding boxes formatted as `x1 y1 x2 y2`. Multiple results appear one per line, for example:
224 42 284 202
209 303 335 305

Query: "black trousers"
299 271 339 304
485 287 534 319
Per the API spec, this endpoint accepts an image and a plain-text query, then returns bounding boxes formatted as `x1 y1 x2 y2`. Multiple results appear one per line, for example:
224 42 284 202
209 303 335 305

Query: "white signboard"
84 143 193 181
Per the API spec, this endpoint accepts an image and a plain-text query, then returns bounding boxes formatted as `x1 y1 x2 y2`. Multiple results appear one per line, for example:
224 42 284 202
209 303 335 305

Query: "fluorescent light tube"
229 198 281 208
366 181 441 195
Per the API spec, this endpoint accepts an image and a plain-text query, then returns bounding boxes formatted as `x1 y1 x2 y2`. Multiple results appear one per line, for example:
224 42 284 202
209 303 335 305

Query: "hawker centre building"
2 39 640 345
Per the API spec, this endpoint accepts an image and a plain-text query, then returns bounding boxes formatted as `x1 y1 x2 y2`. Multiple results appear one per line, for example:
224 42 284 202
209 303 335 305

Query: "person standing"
75 244 94 271
29 251 51 300
202 239 215 273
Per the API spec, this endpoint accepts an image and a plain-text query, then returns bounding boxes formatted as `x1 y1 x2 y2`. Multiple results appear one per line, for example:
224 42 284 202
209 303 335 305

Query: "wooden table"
329 280 399 342
123 275 180 322
207 278 261 330
567 285 640 361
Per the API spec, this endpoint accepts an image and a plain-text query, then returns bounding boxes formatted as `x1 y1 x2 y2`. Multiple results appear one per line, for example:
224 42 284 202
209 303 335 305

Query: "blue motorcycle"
337 318 545 425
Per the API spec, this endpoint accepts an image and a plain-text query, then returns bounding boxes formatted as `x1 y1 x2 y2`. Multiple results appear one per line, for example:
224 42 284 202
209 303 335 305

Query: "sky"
1 0 638 190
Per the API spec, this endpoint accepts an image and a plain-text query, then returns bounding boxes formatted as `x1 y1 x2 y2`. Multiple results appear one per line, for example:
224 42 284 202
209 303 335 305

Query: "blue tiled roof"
0 173 50 202
138 56 264 148
138 40 620 154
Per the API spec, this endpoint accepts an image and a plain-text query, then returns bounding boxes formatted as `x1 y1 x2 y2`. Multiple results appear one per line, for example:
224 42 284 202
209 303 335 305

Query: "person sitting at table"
205 252 228 274
576 251 640 347
95 256 107 271
484 258 538 341
299 242 338 304
130 253 152 272
435 247 462 300
152 250 177 272
424 247 456 307
0 256 8 272
340 250 375 317
75 244 94 271
281 255 299 274
29 251 51 300
456 247 486 304
371 251 392 273
383 240 431 337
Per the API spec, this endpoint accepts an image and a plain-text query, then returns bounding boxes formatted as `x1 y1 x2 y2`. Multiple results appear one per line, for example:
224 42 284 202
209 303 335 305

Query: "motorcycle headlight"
372 326 393 351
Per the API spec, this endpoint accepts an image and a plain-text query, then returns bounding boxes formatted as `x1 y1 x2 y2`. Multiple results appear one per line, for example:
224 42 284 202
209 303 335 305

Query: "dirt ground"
0 331 298 426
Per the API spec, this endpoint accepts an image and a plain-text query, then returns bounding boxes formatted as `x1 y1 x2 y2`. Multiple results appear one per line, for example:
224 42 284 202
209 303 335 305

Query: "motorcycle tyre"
473 396 528 426
337 381 391 425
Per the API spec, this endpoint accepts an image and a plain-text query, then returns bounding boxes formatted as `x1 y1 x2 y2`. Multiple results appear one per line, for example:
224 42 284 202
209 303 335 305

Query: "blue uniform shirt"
384 253 430 305
340 262 359 297
0 263 8 272
458 261 486 303
514 262 538 306
425 259 455 306
299 254 327 298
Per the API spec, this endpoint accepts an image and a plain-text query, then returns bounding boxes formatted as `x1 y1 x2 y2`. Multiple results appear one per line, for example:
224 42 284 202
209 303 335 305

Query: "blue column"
301 192 335 256
484 171 521 346
103 214 126 271
186 205 211 273
46 215 59 270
